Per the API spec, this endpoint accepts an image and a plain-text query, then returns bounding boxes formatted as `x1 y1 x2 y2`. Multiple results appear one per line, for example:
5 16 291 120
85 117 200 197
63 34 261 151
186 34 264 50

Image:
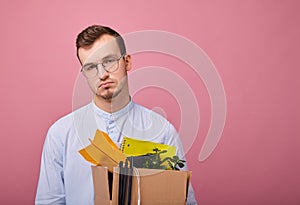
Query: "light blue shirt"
35 100 197 204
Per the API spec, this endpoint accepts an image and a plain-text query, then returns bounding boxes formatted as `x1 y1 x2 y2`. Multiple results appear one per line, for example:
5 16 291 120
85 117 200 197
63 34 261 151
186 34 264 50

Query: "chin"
97 90 115 100
101 94 114 100
95 91 113 100
96 86 122 100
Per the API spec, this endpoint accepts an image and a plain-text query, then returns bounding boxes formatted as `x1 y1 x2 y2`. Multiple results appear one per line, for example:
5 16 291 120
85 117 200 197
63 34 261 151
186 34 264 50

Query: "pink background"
1 0 299 204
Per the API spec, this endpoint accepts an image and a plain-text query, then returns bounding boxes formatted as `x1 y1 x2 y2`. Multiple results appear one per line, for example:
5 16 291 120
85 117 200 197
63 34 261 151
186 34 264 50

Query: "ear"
124 54 132 71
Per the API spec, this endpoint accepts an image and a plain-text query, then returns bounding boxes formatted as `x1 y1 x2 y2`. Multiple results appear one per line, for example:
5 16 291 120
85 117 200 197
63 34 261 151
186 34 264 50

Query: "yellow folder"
121 137 177 160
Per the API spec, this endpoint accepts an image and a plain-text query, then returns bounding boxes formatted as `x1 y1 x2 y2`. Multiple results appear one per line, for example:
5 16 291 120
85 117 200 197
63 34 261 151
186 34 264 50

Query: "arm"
165 123 198 205
35 127 65 205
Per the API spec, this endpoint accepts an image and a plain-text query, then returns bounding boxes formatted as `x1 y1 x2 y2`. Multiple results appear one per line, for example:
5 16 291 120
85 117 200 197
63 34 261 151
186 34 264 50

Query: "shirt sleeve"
35 126 66 205
165 123 198 205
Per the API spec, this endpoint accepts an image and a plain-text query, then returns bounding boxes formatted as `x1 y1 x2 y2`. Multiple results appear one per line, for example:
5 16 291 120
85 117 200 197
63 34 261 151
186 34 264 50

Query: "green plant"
162 155 186 170
132 148 186 170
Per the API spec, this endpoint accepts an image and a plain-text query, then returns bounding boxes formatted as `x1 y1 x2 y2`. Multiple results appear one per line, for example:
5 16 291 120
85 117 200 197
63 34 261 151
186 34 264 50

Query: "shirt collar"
92 98 134 120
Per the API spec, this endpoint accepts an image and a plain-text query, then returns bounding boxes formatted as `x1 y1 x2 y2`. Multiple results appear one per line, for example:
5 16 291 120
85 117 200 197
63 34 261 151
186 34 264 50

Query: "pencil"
127 157 133 205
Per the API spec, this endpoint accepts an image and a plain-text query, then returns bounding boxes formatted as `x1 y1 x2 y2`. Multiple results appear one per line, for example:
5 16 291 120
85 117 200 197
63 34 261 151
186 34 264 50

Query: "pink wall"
1 0 299 204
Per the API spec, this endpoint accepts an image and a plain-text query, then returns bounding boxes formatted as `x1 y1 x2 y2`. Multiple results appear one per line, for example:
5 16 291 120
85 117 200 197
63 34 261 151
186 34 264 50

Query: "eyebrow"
83 54 120 66
82 62 95 67
101 54 119 60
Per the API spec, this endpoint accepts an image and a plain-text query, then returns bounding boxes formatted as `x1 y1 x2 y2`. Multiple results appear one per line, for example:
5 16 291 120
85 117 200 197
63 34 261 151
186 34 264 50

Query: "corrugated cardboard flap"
136 168 190 205
91 166 111 205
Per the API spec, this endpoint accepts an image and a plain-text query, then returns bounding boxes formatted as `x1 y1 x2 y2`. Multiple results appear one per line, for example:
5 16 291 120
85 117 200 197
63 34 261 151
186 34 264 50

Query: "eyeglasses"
81 55 124 78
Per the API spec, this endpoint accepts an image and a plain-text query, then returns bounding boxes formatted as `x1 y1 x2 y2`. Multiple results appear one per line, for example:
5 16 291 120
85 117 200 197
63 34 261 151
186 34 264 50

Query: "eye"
83 64 96 71
102 58 117 67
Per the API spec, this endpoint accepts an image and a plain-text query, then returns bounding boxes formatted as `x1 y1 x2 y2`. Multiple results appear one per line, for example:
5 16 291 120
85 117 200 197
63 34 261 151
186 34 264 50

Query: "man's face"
78 34 131 100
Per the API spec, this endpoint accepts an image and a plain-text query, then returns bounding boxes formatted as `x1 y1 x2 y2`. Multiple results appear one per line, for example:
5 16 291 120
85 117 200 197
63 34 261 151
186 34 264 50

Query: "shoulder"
131 102 169 122
130 101 178 137
48 103 91 136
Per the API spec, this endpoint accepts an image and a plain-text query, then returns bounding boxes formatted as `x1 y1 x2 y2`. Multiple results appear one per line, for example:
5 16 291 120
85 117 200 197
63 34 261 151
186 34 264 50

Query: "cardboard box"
91 166 191 205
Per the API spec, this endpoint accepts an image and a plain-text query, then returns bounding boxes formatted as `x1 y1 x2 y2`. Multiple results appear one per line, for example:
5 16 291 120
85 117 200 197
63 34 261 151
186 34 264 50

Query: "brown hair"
76 25 126 61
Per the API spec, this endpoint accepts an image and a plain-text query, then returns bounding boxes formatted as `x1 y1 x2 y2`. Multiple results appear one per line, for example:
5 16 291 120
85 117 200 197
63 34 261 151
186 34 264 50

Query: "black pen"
118 161 123 205
122 159 128 205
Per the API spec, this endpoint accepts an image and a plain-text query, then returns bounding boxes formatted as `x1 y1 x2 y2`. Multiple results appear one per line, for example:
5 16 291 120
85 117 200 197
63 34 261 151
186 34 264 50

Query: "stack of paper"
79 130 127 172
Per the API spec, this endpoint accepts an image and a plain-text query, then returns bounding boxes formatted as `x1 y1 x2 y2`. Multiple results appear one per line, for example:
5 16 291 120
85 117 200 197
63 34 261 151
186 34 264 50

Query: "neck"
93 91 131 113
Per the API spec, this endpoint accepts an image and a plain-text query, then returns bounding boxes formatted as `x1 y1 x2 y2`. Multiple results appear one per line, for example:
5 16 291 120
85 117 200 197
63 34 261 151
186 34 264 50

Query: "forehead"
78 34 121 64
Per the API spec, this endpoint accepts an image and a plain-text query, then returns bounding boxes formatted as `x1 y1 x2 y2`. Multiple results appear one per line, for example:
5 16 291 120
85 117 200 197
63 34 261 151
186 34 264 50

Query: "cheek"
113 73 126 86
87 78 99 91
115 67 127 80
116 74 128 87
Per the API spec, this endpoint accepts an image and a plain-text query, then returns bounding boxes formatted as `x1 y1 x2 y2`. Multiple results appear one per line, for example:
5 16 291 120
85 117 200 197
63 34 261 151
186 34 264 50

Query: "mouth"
99 81 113 88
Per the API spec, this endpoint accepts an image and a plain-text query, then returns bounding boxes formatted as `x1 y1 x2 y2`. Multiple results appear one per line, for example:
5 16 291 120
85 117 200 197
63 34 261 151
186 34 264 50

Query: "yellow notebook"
79 130 127 172
121 137 177 159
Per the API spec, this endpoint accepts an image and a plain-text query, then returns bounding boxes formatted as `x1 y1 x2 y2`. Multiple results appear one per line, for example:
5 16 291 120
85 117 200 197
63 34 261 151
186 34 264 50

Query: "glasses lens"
103 59 119 72
82 64 98 78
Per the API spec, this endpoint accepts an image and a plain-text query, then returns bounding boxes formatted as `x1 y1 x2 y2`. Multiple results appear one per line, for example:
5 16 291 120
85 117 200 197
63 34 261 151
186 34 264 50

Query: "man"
35 25 197 204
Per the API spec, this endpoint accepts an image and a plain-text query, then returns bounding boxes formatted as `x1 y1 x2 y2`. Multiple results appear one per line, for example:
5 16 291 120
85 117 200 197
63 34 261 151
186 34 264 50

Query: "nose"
98 68 109 80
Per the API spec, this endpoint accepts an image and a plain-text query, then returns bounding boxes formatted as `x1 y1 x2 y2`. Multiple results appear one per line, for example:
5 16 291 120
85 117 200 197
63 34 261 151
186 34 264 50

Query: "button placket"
107 116 118 142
